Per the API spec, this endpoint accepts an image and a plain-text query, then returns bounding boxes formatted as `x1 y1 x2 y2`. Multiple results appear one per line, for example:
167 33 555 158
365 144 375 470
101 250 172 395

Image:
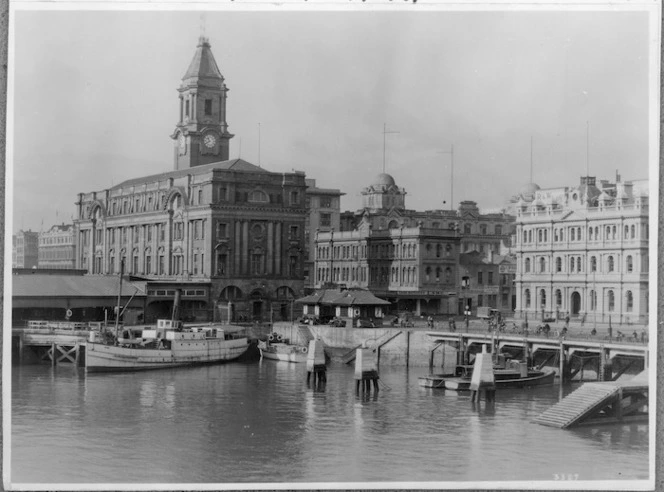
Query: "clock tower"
172 37 234 170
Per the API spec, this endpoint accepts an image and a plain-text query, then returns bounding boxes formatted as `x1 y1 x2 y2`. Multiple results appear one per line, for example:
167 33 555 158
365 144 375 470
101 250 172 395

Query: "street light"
461 276 470 332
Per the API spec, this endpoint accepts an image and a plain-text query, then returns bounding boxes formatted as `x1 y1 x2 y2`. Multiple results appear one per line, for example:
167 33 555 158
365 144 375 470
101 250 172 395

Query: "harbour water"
10 360 650 486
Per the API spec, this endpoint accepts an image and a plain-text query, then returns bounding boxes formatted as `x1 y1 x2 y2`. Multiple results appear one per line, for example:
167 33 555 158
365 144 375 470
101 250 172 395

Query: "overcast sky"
9 6 657 233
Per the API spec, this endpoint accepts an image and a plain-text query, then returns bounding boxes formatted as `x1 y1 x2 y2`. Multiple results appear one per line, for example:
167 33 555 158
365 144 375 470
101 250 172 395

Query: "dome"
520 182 540 196
373 173 396 187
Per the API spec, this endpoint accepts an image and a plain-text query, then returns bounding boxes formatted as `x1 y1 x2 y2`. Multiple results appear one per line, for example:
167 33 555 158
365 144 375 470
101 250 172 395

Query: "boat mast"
114 259 125 344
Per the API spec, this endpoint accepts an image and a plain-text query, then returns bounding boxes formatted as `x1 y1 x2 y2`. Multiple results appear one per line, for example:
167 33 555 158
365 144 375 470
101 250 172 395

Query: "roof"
12 274 147 298
373 173 396 187
112 158 266 190
296 289 391 306
182 37 223 83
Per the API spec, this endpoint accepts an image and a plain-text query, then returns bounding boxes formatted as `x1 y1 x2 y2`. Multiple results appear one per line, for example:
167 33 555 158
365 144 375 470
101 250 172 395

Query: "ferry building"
513 176 649 324
74 37 307 322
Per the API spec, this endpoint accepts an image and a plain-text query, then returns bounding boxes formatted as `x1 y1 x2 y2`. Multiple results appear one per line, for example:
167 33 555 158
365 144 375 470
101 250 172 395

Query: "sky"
8 5 658 234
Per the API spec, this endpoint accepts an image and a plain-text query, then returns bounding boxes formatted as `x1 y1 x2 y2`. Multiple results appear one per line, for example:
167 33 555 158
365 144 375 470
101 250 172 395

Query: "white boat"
85 319 249 372
258 333 308 363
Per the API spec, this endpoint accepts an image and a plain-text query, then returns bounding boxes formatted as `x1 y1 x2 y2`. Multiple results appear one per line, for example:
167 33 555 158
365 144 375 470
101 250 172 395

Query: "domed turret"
373 173 396 187
519 182 540 201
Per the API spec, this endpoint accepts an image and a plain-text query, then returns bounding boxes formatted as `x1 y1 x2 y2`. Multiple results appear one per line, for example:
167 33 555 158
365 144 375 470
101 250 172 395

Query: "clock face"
203 134 217 148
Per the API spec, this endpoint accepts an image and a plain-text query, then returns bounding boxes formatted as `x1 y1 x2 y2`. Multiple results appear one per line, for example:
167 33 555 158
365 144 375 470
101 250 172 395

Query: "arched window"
607 256 614 272
525 289 531 308
624 225 629 238
464 224 472 234
525 258 531 273
626 291 633 312
570 257 575 272
577 256 582 272
555 257 562 272
523 231 528 243
539 257 546 273
590 256 597 272
538 230 543 242
425 266 431 281
528 230 533 243
435 267 441 282
436 244 442 258
570 228 575 241
626 255 633 273
540 289 546 309
588 227 593 241
555 289 562 307
249 190 268 203
590 290 597 311
608 290 615 311
606 225 611 238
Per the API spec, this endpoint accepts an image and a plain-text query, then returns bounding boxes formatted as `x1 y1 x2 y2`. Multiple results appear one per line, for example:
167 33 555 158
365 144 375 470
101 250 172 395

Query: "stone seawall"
269 322 455 367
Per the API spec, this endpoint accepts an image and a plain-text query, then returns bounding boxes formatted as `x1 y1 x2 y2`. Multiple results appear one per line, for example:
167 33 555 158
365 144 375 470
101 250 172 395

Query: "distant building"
340 173 516 258
304 178 343 289
73 38 308 323
313 223 461 315
514 176 649 324
458 251 516 314
38 223 76 269
12 230 39 269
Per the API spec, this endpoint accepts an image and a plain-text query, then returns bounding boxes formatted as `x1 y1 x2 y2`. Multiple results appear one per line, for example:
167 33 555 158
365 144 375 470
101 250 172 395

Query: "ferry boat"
419 357 555 390
258 333 308 363
85 319 249 372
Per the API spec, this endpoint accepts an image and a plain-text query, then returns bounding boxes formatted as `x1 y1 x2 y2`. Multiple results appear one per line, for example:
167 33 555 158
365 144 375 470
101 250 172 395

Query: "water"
10 361 650 486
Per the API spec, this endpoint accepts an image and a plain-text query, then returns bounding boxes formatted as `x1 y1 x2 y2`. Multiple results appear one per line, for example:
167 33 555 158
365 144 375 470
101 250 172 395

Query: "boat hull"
258 341 308 363
85 337 249 372
419 368 556 391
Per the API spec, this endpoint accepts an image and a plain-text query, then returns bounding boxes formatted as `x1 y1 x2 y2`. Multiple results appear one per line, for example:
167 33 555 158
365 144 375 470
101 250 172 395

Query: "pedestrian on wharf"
590 327 597 337
632 330 638 341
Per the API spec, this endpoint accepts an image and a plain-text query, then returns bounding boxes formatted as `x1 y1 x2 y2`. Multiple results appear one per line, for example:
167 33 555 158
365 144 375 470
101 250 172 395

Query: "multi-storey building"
304 179 343 289
38 223 76 269
340 173 515 257
12 230 39 268
73 37 308 322
313 223 461 315
514 176 649 324
458 251 516 314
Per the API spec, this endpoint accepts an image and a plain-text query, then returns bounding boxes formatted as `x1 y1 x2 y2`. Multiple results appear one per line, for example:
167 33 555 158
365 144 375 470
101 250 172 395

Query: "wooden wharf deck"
533 373 649 428
425 330 648 382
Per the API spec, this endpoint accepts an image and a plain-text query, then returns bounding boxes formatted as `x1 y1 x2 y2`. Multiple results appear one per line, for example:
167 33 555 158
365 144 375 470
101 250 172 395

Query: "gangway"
534 373 649 428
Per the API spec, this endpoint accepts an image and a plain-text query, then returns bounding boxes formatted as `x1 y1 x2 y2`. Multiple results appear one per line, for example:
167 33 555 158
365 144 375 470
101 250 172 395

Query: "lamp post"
461 276 470 332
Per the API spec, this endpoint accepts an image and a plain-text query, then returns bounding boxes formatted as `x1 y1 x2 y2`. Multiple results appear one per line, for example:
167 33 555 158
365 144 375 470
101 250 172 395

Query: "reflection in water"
11 363 651 485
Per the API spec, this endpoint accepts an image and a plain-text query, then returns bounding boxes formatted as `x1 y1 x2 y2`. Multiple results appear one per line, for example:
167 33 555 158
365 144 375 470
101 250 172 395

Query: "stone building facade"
12 230 39 269
304 178 343 289
314 223 461 315
73 38 307 322
38 223 76 269
514 176 649 324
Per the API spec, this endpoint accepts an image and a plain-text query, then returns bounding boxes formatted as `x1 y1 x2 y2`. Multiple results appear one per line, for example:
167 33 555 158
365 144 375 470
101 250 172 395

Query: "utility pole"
438 145 454 210
382 123 399 173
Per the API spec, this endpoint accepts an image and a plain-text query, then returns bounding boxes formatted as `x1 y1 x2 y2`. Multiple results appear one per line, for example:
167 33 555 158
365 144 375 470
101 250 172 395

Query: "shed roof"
296 289 391 306
12 274 147 298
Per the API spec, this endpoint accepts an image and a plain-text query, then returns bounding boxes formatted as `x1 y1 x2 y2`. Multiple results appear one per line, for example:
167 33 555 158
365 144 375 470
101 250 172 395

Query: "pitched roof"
112 158 266 190
182 36 223 82
13 274 147 298
296 289 391 306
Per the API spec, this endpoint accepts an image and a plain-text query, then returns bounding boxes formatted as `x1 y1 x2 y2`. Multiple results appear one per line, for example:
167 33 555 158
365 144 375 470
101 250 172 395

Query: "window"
173 222 184 241
590 290 597 311
193 254 199 275
608 290 615 311
631 225 636 239
320 197 332 208
204 98 212 116
289 225 299 240
589 256 596 272
556 257 562 272
290 191 300 205
555 289 562 307
217 223 227 239
626 255 633 273
320 213 331 227
425 266 431 281
159 255 164 275
571 228 576 241
538 230 543 242
289 255 298 277
570 257 575 272
478 271 483 284
145 253 152 275
525 258 531 273
525 289 531 308
198 189 203 204
480 224 487 235
250 190 268 203
626 291 633 312
185 100 190 117
159 223 165 242
540 289 546 308
147 225 153 242
495 225 502 235
539 257 546 273
608 256 614 272
216 253 227 275
487 271 494 285
464 224 471 234
252 252 264 275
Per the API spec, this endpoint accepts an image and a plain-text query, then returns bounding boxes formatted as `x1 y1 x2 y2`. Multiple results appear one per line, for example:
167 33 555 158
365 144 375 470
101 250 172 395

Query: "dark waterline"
10 361 650 485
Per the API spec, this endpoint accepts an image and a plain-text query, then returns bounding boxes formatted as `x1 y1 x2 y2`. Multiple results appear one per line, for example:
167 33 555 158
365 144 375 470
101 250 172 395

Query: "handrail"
376 331 403 367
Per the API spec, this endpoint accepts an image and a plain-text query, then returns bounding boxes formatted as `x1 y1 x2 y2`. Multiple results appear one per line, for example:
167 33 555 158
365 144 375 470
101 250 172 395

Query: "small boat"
258 333 309 363
419 357 556 390
85 319 250 372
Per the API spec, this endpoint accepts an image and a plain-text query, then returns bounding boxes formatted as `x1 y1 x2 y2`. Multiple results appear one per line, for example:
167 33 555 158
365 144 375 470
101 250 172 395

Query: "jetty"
534 372 649 428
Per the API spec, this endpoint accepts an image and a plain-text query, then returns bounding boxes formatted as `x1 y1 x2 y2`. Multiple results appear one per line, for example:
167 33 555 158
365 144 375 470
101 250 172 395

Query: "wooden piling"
307 339 327 387
354 348 379 395
469 346 495 402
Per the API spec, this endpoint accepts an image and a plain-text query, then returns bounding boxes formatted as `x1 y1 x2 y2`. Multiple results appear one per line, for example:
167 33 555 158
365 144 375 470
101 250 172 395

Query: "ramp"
534 378 649 429
534 383 621 428
297 324 315 345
